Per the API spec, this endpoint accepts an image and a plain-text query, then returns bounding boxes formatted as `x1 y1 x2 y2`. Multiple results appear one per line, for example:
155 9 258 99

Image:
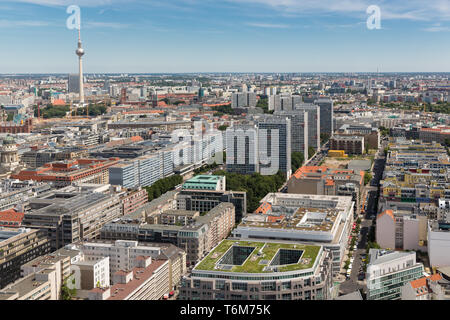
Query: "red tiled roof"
0 209 24 227
378 209 394 220
106 260 166 300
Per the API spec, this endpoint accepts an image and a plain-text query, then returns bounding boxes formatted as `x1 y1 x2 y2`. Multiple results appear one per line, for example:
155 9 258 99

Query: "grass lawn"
195 240 321 273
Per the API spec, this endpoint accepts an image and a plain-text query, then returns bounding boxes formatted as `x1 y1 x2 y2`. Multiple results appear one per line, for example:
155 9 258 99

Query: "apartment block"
329 135 364 155
0 227 51 289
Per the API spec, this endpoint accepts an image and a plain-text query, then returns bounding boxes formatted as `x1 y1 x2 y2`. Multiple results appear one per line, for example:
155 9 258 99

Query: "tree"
212 170 285 212
320 133 330 145
379 126 390 137
145 175 183 202
256 97 272 114
308 147 316 159
61 278 77 300
364 172 372 186
291 152 304 172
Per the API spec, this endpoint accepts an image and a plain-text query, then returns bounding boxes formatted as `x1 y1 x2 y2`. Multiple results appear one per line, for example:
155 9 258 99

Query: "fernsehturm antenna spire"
76 27 85 104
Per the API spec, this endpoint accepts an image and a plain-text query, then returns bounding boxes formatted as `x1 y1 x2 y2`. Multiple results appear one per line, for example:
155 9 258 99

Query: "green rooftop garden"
195 239 321 273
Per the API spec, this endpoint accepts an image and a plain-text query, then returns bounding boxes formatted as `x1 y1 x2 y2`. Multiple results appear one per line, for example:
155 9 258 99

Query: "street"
337 138 387 297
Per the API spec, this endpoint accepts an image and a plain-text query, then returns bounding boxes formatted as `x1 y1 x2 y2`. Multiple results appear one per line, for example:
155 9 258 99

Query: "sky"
0 0 449 73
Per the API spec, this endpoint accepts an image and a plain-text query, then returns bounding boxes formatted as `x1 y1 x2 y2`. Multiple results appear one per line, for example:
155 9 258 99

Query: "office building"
12 158 119 188
68 74 80 94
226 124 259 175
177 189 246 223
22 189 122 250
366 249 424 300
179 239 333 300
274 110 308 158
257 116 291 177
294 104 320 149
181 175 226 192
314 98 333 136
232 193 354 275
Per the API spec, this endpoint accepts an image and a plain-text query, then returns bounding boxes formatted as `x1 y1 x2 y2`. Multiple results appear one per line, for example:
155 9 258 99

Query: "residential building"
287 166 364 210
0 227 51 289
428 219 450 268
376 209 428 251
88 258 170 300
329 135 364 155
401 274 449 300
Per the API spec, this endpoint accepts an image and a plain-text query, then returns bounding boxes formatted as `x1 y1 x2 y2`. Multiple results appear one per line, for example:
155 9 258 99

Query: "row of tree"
213 170 285 213
33 103 108 118
144 175 183 202
291 151 304 172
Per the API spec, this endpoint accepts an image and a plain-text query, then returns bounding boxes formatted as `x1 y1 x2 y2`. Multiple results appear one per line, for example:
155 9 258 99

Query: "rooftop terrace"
194 239 321 273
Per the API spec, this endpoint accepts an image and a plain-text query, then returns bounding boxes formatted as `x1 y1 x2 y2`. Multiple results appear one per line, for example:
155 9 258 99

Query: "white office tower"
75 28 85 104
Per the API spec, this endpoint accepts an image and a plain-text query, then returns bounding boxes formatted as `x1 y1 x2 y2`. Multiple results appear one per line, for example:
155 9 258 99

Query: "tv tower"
76 28 85 105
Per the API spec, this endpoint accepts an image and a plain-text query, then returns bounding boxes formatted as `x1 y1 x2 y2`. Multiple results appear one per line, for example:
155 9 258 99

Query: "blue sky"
1 0 449 73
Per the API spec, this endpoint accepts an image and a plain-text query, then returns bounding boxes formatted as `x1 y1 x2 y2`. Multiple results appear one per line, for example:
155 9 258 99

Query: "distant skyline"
1 0 450 73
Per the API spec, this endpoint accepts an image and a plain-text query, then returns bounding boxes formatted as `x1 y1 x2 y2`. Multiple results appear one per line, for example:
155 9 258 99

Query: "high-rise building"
226 124 259 175
257 116 291 178
269 94 302 112
274 110 308 158
68 74 80 94
231 93 257 108
294 104 321 150
314 98 333 136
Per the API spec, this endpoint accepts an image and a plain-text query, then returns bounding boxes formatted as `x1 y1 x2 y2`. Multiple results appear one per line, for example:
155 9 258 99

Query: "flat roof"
194 239 321 273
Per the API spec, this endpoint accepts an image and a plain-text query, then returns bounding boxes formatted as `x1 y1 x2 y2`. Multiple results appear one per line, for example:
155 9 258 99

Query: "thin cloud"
84 21 129 29
246 22 290 28
228 0 450 22
0 19 53 27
